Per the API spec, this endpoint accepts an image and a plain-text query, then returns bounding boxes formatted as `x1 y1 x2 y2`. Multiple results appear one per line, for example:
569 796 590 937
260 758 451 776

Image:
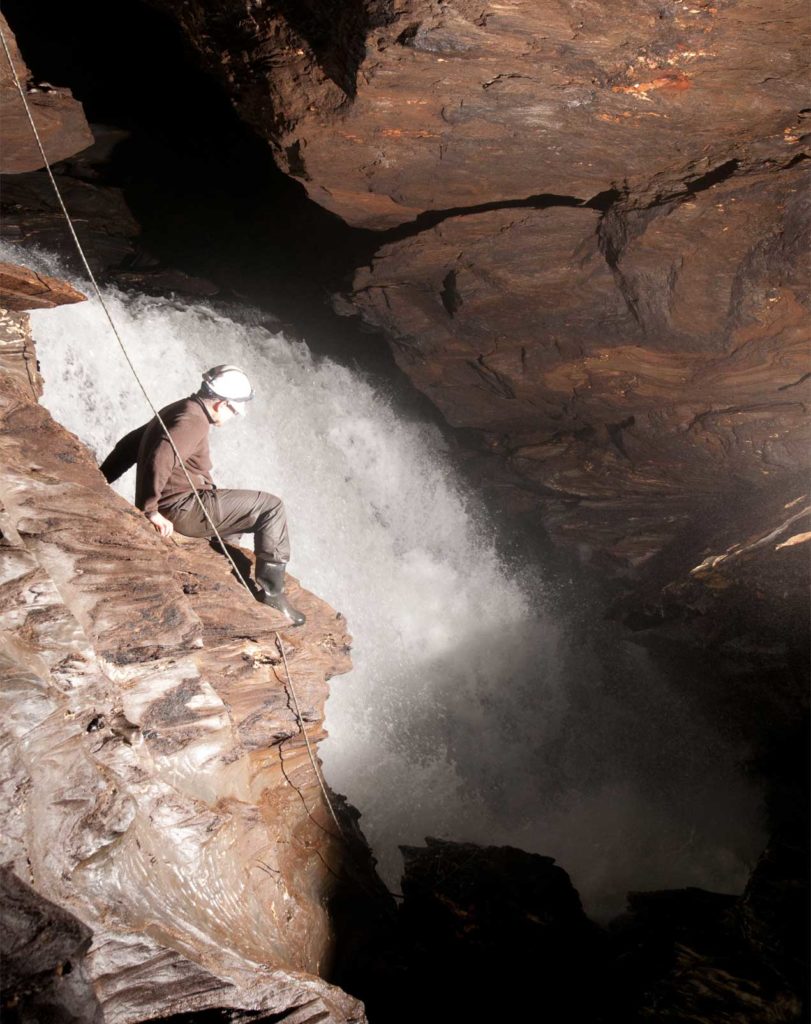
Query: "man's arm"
99 424 147 483
138 407 208 538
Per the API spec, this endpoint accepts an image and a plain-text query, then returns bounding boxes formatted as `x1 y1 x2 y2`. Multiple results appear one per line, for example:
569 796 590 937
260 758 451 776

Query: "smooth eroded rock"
0 284 376 1023
0 261 86 311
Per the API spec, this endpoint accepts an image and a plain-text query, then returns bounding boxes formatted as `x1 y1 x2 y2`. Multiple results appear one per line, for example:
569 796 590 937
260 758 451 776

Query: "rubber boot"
255 560 306 626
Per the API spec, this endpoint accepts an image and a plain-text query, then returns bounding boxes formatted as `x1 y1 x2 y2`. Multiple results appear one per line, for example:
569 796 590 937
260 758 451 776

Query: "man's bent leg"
164 490 218 538
211 489 291 563
166 489 291 563
167 489 303 625
214 491 303 626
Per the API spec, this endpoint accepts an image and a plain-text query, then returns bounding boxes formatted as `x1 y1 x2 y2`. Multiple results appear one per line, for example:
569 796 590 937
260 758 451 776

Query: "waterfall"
12 244 764 918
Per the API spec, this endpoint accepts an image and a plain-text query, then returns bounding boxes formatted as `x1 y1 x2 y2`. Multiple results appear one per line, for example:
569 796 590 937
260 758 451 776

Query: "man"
102 365 305 626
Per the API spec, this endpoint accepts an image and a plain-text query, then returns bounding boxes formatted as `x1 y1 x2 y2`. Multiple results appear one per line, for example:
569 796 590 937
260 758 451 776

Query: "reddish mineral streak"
612 73 691 94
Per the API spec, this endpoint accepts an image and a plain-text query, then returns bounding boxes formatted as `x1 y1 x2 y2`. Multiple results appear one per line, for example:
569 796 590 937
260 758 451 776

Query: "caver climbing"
0 19 332 829
102 365 306 626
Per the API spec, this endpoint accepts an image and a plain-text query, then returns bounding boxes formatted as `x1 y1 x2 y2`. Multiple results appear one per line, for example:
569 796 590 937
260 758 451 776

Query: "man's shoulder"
158 396 208 428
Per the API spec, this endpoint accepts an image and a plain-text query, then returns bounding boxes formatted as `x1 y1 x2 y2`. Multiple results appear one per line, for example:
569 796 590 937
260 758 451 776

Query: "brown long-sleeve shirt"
135 396 215 514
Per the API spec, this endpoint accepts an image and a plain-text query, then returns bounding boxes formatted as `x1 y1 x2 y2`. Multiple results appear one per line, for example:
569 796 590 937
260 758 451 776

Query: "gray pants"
165 489 291 563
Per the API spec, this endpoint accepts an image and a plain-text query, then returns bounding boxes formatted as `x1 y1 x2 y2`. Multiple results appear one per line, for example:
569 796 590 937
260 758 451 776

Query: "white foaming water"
17 245 765 917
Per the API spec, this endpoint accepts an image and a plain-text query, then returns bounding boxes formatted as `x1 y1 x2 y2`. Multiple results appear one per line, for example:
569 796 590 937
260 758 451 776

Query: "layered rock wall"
350 160 810 562
142 0 811 567
148 0 809 228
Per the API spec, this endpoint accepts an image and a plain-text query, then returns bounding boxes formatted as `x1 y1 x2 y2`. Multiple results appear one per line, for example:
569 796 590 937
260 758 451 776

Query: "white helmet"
201 365 254 412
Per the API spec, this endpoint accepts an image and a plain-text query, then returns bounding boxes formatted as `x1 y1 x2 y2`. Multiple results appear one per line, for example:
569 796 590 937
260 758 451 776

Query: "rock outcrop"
348 160 810 564
0 138 221 300
397 837 608 1020
132 0 810 570
0 13 219 299
0 277 380 1021
1 868 103 1024
0 261 86 311
147 0 809 230
0 12 92 174
0 163 142 280
0 4 808 1014
612 879 805 1022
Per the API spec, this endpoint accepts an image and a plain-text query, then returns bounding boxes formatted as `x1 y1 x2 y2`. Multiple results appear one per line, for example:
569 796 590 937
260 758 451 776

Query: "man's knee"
257 491 284 516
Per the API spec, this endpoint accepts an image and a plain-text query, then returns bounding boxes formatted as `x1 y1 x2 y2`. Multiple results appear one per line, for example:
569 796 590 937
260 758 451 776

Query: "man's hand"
147 511 174 538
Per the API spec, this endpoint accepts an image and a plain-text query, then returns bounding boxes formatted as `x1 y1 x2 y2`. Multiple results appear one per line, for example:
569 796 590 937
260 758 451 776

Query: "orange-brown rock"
0 13 93 174
348 159 811 563
0 260 86 310
0 285 376 1021
148 0 809 228
142 0 810 568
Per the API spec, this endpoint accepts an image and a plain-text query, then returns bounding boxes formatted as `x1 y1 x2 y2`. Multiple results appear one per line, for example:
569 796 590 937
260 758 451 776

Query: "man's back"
135 396 214 514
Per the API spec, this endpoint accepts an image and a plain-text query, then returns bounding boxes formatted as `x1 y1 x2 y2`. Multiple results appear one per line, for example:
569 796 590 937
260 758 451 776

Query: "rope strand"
276 634 344 835
0 25 345 840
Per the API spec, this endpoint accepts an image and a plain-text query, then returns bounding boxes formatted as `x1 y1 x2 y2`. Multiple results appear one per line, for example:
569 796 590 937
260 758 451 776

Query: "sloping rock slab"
0 297 370 1022
0 373 203 662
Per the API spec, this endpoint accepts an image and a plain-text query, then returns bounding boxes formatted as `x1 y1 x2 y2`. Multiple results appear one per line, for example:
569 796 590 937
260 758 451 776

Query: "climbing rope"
0 26 345 840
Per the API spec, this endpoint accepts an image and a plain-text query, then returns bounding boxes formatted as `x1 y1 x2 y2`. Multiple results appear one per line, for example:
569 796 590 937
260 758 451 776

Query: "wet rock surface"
1 867 103 1024
0 261 86 311
0 288 380 1021
396 837 609 1020
0 165 142 279
612 875 805 1022
0 2 808 1016
347 156 810 566
609 469 810 768
0 130 220 300
3 4 807 569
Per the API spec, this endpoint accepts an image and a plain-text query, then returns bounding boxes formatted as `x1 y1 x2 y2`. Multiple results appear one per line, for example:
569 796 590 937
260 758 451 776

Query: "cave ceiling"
142 0 810 569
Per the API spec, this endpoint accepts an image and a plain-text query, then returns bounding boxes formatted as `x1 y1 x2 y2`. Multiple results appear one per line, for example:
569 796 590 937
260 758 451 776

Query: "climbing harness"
0 25 344 840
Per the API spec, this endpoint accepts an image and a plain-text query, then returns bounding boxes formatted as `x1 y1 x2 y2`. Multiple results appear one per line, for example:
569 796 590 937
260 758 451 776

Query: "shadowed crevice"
372 192 588 247
272 0 394 101
683 158 740 195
